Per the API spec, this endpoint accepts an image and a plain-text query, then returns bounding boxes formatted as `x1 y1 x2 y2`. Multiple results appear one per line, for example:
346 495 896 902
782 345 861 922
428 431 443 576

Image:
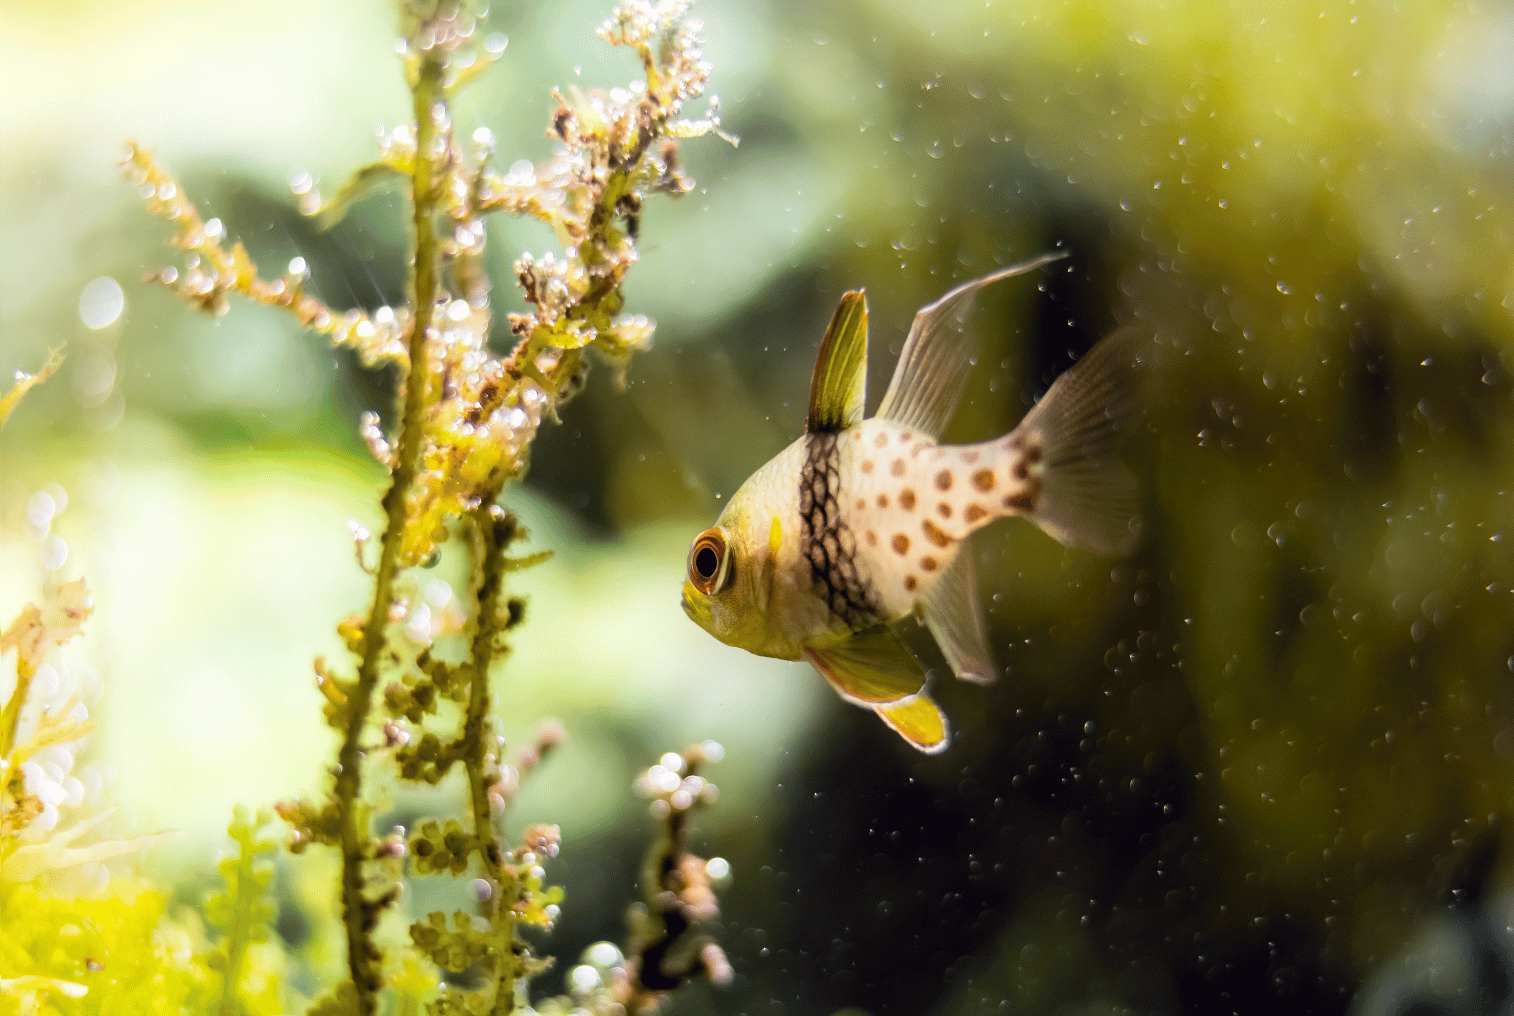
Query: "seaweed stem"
463 504 518 1014
334 46 448 1015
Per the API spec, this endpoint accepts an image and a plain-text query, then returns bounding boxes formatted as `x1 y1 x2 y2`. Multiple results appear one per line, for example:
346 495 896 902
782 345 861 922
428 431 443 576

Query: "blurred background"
3 0 1514 1012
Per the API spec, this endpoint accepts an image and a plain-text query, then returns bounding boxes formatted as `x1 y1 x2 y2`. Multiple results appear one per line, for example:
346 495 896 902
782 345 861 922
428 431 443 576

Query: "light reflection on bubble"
584 941 622 968
26 490 56 529
41 535 68 570
78 276 124 329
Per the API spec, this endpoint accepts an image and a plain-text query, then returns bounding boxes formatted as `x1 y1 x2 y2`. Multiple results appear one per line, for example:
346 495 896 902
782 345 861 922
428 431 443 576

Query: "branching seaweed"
534 743 730 1016
201 808 280 1016
128 1 731 1013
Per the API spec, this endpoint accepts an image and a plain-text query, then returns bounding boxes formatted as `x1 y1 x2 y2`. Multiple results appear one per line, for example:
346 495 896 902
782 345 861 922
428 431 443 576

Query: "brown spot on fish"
877 493 889 508
891 458 906 477
900 432 913 442
972 469 995 492
922 519 951 547
900 489 916 510
892 533 910 554
904 575 917 592
964 450 979 464
874 432 888 448
866 530 877 546
856 498 867 511
935 469 953 491
921 556 938 572
965 503 987 523
854 431 863 440
1026 444 1043 463
861 459 874 473
1012 459 1029 480
1007 491 1036 512
937 502 952 519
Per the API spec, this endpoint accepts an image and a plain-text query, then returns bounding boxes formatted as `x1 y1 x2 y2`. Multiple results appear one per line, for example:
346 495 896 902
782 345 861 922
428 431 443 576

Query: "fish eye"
688 527 732 595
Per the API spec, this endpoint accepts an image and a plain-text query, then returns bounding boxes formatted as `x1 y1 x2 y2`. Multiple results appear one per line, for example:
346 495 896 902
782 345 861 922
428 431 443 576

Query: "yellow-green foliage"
0 881 199 1015
198 808 283 1016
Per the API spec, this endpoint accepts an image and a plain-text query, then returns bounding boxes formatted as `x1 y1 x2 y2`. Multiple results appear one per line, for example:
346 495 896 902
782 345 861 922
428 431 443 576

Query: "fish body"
682 253 1144 753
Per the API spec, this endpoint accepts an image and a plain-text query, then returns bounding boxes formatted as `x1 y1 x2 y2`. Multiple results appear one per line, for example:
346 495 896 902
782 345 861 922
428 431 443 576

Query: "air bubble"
78 276 125 329
405 603 433 643
584 941 623 968
568 964 601 994
41 535 68 570
26 491 56 529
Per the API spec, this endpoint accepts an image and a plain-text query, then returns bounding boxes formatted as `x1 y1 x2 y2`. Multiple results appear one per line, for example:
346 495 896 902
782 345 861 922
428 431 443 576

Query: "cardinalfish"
681 253 1146 753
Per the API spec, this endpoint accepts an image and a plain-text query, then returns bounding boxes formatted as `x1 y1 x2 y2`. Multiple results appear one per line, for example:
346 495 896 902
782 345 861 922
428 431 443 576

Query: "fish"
680 252 1145 753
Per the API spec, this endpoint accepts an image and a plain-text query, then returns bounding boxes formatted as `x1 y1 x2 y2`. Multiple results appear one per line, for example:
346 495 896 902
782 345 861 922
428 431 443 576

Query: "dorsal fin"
806 290 868 433
875 252 1068 439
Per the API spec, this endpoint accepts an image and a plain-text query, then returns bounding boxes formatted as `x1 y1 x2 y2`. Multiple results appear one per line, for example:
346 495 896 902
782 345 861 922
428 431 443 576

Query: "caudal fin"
1012 327 1147 556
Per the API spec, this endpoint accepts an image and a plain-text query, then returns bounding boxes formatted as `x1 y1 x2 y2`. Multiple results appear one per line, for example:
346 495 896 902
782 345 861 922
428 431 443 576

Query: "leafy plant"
115 1 734 1013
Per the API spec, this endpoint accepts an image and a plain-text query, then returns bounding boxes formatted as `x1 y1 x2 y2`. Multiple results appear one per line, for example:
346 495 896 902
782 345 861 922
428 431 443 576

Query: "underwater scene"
2 0 1512 1013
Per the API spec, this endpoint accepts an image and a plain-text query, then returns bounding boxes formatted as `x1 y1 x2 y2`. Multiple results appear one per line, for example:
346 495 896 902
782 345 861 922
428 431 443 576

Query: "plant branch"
333 47 448 1015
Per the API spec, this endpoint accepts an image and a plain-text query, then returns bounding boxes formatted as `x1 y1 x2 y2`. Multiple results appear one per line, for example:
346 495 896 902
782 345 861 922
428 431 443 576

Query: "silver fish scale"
799 433 881 630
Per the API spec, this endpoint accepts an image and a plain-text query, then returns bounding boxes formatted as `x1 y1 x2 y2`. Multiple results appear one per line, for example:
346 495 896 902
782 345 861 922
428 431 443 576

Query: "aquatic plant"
1 1 730 1013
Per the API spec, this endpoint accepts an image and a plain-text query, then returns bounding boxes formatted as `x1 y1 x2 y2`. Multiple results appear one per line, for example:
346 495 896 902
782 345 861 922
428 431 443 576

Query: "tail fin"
1012 327 1147 556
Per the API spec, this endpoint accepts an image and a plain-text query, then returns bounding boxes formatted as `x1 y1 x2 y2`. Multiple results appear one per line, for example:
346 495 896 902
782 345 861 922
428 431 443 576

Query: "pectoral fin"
803 625 925 705
876 692 950 754
919 545 997 684
805 290 869 433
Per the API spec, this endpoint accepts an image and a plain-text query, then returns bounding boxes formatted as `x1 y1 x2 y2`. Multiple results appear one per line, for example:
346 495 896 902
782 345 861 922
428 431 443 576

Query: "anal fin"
919 544 997 684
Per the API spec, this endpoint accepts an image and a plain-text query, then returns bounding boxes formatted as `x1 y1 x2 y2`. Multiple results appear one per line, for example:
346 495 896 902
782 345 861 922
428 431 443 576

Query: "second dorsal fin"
875 252 1067 439
806 290 869 433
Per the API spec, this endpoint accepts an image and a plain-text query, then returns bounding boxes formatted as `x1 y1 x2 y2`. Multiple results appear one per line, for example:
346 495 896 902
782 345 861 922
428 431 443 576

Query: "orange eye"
688 527 732 594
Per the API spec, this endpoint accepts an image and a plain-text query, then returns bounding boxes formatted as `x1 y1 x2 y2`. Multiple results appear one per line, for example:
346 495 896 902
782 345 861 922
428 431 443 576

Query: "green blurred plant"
122 1 732 1014
198 808 282 1016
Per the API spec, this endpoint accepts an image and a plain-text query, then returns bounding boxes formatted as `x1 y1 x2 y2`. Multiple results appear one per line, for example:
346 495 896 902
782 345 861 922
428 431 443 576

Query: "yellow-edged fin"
876 692 950 754
802 625 924 705
805 290 868 433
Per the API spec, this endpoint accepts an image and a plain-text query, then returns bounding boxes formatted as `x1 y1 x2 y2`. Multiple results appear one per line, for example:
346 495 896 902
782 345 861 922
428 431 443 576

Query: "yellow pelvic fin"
802 625 925 705
876 693 950 755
